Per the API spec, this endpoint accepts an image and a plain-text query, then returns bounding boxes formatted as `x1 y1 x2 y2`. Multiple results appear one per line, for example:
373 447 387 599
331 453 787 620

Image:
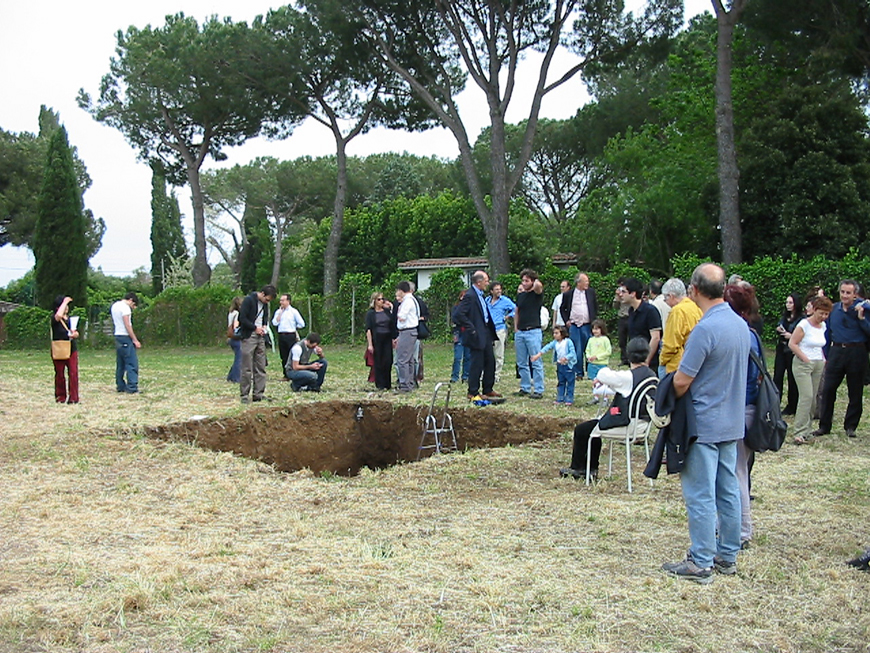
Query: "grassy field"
1 343 869 653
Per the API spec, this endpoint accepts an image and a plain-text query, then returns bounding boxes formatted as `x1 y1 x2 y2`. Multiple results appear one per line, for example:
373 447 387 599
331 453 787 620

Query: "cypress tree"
150 162 187 294
33 127 88 309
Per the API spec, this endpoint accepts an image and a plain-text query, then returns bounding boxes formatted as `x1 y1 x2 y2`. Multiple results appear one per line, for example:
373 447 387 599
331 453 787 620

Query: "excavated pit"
145 400 575 476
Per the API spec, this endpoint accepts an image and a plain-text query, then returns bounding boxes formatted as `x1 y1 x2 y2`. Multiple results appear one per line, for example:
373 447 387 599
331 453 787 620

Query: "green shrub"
139 285 237 346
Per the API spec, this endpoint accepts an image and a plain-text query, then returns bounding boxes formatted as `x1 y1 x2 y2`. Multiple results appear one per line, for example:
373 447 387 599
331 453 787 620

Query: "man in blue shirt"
486 281 516 385
814 280 870 438
662 263 750 584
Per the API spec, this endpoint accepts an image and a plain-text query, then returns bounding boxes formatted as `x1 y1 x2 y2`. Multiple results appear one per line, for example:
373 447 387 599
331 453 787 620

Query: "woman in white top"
789 296 833 444
227 296 243 383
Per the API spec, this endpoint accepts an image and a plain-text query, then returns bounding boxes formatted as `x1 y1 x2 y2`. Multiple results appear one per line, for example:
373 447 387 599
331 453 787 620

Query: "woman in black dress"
773 292 802 415
365 291 395 390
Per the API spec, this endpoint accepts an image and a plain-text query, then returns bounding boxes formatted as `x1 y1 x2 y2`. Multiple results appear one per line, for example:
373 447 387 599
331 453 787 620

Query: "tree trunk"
323 139 348 296
271 213 284 289
186 164 212 286
713 0 747 265
487 111 511 276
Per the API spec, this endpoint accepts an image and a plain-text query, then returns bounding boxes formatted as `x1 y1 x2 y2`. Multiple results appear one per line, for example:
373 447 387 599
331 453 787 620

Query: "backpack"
413 296 430 340
745 347 787 452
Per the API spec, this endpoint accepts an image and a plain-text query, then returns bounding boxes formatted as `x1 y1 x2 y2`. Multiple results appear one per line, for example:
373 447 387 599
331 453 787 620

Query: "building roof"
0 301 22 314
398 257 489 270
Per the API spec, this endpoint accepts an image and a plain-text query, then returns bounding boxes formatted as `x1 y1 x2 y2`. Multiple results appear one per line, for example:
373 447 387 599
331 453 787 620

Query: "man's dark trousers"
819 345 865 432
468 338 495 396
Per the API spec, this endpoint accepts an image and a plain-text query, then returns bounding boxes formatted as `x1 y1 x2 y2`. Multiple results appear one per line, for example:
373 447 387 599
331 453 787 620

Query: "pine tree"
150 162 187 294
33 127 88 309
240 202 272 293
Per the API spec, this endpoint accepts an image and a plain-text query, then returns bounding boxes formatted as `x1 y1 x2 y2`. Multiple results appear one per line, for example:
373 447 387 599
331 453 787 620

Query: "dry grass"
1 345 869 653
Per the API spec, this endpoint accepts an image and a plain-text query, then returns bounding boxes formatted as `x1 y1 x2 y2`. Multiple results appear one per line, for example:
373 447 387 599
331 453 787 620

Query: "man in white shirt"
394 280 419 393
111 292 141 393
272 293 306 375
551 280 570 327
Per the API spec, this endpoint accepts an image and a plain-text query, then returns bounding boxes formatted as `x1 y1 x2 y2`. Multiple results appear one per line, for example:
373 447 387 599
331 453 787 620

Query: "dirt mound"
144 400 575 475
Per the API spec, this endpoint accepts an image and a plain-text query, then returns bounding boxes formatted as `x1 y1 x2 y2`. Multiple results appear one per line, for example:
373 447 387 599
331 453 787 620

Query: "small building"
398 254 580 291
397 257 489 292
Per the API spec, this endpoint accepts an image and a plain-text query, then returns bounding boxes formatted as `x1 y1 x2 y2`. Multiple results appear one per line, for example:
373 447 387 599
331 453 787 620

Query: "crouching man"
286 332 328 392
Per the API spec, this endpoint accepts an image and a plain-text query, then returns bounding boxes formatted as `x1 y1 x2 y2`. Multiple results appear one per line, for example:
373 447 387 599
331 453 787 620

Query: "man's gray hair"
661 277 687 299
471 270 488 285
691 263 725 300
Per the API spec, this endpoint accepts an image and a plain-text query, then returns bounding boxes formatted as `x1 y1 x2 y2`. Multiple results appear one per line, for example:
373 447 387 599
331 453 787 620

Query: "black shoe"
513 389 530 397
559 467 589 480
529 392 544 399
847 548 870 570
811 429 829 437
846 429 857 438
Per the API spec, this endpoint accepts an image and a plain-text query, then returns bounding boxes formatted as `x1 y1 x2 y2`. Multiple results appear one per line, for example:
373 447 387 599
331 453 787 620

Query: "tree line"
3 0 870 308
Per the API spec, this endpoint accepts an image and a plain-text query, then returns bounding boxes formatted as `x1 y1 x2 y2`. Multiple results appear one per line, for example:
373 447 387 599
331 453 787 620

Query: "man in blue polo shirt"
662 263 749 584
486 281 516 385
814 279 870 438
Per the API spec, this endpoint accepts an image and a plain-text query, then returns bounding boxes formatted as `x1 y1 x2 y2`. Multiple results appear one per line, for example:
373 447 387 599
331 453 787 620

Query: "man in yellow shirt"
660 277 703 375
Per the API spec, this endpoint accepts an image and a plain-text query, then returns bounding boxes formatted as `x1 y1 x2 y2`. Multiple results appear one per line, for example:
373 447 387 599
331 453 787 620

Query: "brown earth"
144 399 576 475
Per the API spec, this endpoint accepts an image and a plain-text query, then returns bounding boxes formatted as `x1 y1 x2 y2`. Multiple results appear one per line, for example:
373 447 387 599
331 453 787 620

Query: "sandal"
794 435 814 445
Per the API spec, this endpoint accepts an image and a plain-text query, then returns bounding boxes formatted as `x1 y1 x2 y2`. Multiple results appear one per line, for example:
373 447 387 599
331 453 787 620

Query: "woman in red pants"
51 295 80 404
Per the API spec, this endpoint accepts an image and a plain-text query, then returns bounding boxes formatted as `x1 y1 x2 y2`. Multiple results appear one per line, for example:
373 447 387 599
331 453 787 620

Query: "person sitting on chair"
286 332 328 392
560 337 656 480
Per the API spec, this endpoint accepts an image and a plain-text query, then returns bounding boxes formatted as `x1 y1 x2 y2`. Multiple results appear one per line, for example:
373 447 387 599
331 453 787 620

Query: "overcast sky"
0 0 710 287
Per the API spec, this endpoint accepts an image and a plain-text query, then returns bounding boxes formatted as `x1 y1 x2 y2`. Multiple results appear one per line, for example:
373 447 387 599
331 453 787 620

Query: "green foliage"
0 106 103 256
150 163 187 294
505 200 556 273
33 127 88 309
78 13 293 286
423 268 466 340
3 306 52 349
0 269 36 305
303 191 484 292
241 203 273 293
138 285 238 346
740 80 870 261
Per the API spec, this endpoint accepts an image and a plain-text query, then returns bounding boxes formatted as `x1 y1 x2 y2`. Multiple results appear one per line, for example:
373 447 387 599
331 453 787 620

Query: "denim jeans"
286 359 328 391
555 363 575 403
451 341 471 382
227 338 242 382
679 440 742 568
569 323 592 377
114 335 139 393
515 329 544 393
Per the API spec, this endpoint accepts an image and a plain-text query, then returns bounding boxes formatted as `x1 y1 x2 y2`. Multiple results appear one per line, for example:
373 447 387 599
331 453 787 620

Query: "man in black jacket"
454 270 499 400
239 284 276 404
560 272 598 379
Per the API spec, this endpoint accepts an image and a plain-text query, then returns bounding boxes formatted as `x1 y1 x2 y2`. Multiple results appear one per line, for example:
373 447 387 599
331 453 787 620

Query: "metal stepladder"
418 382 458 460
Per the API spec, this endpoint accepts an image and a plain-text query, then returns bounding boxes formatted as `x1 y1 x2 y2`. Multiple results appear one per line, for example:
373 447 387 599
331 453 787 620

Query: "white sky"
0 0 710 287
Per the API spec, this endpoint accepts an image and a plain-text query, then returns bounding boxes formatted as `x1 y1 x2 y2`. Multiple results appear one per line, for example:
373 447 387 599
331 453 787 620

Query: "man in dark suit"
559 272 599 379
455 270 499 400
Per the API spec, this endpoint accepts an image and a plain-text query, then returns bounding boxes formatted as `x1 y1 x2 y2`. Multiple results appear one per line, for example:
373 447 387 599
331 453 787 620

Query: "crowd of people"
48 266 870 575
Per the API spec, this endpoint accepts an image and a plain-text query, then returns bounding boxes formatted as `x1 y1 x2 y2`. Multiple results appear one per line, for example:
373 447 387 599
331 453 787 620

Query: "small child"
586 319 613 404
531 325 577 405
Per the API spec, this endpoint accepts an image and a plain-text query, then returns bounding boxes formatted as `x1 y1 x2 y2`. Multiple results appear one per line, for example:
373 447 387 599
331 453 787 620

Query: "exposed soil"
145 400 576 475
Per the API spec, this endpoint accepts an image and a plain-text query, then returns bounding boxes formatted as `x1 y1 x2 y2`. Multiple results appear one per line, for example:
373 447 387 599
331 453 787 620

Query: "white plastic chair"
586 375 659 493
